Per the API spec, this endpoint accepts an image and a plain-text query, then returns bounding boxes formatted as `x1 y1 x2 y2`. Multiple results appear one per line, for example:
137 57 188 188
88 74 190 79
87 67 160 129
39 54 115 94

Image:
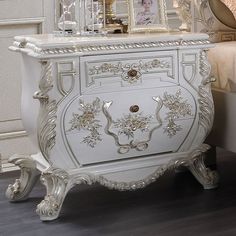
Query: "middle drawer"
80 50 178 94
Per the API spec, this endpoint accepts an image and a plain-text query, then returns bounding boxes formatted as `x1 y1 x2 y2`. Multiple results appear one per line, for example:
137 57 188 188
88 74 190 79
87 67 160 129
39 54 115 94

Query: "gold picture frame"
128 0 169 33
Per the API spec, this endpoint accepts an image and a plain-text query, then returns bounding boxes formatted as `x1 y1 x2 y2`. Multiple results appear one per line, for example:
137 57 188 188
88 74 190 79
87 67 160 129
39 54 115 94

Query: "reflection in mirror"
172 0 192 31
116 0 181 30
55 0 181 34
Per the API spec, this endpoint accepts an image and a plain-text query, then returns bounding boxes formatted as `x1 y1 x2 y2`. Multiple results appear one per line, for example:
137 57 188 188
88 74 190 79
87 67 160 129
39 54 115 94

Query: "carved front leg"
187 144 219 189
36 168 70 221
6 154 40 201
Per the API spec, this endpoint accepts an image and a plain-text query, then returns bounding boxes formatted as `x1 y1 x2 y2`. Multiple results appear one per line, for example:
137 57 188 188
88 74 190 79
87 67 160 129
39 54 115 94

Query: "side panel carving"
33 61 57 164
198 50 214 136
181 53 197 84
57 61 76 98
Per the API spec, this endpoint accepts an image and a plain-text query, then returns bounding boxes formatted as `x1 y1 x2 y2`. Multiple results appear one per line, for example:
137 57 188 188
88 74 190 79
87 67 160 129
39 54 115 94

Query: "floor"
1 150 236 236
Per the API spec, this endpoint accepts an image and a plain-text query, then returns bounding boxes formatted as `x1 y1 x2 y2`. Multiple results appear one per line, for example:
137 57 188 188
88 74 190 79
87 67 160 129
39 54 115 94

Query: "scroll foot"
187 144 219 189
5 154 40 201
36 168 70 221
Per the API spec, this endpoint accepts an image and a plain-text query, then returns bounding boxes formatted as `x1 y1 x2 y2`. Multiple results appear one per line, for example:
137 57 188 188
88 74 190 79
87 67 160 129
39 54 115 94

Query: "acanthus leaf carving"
36 168 70 221
198 50 214 136
33 61 57 164
5 154 40 202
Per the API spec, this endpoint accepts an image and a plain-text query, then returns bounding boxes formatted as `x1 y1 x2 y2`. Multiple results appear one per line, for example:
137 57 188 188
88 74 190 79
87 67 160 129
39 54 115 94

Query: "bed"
177 0 236 154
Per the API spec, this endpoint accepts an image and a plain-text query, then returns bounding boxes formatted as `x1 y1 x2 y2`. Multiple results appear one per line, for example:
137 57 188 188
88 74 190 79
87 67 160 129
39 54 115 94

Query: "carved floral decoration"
162 90 192 137
88 59 170 84
68 98 102 148
113 113 153 139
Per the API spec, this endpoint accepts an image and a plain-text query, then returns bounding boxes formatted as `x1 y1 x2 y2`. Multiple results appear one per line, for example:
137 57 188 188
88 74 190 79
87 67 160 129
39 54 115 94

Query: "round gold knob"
127 69 138 77
130 105 139 113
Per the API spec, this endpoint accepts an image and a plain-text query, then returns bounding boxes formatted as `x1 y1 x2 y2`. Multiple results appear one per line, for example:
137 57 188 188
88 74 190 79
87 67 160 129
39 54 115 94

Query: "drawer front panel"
80 50 178 94
62 86 196 165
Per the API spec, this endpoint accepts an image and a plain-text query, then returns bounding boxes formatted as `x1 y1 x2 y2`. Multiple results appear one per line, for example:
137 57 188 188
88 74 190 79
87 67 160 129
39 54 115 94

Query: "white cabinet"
6 33 218 221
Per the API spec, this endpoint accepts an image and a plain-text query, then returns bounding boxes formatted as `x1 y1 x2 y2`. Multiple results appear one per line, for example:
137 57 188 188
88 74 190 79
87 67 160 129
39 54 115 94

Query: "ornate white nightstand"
6 32 218 221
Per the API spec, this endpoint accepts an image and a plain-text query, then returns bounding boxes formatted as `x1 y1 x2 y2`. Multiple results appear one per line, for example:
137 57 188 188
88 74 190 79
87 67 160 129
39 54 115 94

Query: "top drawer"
80 50 178 94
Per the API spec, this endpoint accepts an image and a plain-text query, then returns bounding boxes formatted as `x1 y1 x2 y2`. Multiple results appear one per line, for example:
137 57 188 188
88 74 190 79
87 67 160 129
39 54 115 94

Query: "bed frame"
176 0 236 153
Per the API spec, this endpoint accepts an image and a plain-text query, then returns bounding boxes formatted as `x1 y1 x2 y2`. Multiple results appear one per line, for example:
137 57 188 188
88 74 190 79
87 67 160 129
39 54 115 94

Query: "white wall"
0 0 57 170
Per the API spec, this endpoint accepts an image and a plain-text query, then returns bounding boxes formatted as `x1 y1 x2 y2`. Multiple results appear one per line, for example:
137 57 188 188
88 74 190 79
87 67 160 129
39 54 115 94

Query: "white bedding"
208 41 236 91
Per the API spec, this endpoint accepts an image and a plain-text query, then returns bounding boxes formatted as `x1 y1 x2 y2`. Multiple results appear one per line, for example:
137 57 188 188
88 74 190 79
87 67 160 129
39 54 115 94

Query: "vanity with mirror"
6 0 219 221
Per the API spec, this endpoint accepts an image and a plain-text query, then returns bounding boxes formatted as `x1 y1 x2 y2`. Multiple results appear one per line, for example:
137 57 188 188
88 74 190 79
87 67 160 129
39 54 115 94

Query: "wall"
0 0 56 171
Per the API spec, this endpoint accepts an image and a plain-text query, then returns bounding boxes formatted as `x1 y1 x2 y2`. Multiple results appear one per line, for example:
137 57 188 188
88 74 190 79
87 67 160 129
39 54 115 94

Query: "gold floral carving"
68 98 102 148
162 90 192 137
88 59 170 84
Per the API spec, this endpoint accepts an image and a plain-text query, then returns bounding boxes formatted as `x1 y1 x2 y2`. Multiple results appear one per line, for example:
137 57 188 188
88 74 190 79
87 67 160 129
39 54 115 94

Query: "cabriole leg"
187 145 219 189
36 168 70 221
6 154 40 201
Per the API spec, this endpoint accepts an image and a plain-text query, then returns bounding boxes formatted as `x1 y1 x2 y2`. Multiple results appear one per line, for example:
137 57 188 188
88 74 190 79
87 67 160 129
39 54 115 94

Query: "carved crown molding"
11 38 211 57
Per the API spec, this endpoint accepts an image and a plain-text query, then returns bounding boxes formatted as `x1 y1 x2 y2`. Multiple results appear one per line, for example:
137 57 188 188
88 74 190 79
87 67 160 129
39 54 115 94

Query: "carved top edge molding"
9 33 212 58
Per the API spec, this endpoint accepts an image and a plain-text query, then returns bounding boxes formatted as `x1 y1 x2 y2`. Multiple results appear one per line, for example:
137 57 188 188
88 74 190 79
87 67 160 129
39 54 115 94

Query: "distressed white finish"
6 32 218 221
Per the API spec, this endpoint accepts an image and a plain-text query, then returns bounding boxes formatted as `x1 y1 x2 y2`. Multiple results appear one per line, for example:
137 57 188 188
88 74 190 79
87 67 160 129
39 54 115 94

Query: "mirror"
55 0 181 34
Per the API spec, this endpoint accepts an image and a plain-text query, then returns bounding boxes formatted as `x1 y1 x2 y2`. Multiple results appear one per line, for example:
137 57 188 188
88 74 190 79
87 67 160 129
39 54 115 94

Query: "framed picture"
128 0 169 33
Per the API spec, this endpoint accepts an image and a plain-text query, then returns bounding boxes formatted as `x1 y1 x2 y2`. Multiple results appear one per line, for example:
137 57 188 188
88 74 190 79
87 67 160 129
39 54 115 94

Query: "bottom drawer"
62 86 196 165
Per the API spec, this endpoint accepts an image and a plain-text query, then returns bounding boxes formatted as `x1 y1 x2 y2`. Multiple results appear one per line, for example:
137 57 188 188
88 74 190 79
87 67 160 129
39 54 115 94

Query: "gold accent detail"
68 98 102 148
33 61 57 164
162 90 192 137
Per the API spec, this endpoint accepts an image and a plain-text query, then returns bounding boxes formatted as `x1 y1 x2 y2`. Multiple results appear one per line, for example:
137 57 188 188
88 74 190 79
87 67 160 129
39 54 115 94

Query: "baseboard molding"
1 159 19 173
0 130 27 140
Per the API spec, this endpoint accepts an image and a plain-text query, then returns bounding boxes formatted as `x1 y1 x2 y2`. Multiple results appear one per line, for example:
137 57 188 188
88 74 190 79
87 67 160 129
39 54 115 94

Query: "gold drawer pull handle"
130 105 139 113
